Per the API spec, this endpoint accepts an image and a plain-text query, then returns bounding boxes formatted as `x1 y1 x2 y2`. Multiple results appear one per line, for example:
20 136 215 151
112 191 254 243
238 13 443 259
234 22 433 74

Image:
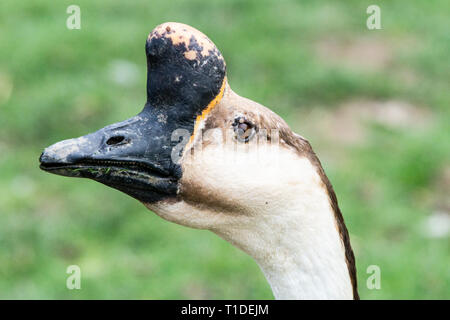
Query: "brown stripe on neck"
201 88 359 298
280 131 360 300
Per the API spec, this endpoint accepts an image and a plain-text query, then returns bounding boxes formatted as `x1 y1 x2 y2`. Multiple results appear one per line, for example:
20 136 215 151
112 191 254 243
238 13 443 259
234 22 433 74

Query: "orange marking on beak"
188 77 227 144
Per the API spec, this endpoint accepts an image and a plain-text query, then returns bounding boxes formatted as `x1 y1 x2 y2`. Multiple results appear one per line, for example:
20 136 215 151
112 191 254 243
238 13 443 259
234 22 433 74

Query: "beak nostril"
106 136 126 146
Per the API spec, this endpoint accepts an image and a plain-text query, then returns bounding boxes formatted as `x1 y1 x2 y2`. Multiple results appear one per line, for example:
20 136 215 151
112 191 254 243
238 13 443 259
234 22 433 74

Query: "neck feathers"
282 135 359 299
213 152 358 299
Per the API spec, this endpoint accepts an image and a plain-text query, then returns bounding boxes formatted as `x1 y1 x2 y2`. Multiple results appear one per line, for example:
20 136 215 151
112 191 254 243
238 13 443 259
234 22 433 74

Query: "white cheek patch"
182 136 324 211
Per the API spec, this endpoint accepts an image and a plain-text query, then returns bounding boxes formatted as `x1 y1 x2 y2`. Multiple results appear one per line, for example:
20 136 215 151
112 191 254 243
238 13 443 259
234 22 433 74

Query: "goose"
39 22 358 300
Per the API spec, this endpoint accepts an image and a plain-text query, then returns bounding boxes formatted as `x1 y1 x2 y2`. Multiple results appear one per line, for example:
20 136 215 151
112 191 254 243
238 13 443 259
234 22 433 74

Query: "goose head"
39 22 358 299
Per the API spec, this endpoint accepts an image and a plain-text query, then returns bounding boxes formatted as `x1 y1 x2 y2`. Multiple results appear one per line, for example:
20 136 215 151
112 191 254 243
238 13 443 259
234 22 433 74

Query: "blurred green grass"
0 0 449 299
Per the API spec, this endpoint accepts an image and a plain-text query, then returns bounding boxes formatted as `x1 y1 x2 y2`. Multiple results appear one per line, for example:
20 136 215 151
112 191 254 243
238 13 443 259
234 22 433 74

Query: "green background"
0 0 449 299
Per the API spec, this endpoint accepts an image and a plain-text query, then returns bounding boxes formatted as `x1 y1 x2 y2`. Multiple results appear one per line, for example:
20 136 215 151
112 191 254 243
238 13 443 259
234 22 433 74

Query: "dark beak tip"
39 149 54 171
39 151 45 164
39 147 68 168
39 148 55 164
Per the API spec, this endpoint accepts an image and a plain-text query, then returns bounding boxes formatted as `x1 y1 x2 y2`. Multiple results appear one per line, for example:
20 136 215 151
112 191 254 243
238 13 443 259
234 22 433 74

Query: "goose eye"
233 117 256 142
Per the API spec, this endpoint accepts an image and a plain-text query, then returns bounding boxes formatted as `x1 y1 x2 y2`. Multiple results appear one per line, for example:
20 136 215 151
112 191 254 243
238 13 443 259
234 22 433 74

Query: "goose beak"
39 22 227 203
39 107 179 203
